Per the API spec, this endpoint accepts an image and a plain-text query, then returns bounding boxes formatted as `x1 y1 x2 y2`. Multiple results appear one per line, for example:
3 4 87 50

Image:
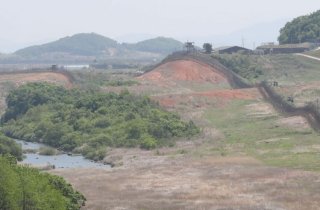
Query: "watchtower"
184 42 195 53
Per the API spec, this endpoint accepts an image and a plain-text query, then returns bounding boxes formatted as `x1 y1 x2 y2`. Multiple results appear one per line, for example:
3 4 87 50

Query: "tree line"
278 10 320 44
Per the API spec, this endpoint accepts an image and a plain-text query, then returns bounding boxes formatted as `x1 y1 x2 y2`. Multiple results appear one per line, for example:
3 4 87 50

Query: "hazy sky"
0 0 320 52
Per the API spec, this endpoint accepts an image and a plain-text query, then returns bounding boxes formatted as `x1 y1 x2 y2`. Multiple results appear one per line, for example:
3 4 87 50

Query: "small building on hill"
215 46 252 54
257 42 315 54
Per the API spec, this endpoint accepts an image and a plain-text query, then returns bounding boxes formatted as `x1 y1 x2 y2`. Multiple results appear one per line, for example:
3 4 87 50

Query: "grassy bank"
203 98 320 171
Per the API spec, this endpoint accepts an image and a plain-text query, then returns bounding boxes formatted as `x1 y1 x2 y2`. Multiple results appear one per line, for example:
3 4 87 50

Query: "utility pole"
241 37 245 48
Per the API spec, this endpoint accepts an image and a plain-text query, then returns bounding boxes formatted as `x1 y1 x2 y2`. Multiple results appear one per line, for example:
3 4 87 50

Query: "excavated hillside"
138 60 227 84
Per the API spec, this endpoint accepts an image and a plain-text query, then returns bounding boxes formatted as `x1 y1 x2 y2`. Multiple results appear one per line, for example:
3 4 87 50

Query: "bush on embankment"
260 81 320 130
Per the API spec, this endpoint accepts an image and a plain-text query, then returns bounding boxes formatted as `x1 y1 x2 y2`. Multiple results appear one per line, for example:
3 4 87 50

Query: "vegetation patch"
0 133 22 160
214 54 320 84
212 54 263 80
1 83 199 161
104 80 139 87
0 155 85 210
39 146 58 156
204 99 320 171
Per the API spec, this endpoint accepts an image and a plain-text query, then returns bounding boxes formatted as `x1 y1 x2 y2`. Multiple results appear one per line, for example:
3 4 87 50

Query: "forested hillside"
1 83 199 161
278 10 320 44
14 33 183 57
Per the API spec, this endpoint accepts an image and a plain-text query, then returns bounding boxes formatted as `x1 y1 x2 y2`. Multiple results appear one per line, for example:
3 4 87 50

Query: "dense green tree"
0 156 85 210
278 10 320 44
203 43 213 54
213 54 263 80
0 157 21 210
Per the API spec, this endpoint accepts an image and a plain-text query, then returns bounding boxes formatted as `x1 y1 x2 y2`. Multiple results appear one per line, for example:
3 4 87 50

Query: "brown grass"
53 154 320 210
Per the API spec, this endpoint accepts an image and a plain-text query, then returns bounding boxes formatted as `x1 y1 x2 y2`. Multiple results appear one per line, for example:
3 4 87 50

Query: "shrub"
140 135 157 150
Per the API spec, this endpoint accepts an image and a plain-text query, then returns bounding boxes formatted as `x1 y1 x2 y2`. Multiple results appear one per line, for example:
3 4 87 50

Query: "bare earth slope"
139 60 227 84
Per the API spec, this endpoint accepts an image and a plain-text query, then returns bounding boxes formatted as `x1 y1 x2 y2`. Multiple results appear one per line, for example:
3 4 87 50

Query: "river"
15 139 110 169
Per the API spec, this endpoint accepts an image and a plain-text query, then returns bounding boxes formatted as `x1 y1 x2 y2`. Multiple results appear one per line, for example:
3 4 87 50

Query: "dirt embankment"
138 60 227 85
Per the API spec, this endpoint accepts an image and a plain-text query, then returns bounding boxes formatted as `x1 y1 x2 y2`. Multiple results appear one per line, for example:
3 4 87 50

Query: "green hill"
14 34 183 58
15 33 119 56
124 37 184 53
278 10 320 44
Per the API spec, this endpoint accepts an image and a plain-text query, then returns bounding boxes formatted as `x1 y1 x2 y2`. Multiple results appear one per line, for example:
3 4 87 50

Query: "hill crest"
14 33 183 57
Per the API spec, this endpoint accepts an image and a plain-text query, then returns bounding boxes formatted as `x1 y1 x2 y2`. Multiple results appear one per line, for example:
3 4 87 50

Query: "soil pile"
139 60 226 83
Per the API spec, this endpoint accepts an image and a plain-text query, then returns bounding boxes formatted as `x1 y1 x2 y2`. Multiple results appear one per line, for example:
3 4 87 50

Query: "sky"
0 0 320 52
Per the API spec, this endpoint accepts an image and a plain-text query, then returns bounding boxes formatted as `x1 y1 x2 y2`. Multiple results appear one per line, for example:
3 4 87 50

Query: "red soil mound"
139 60 226 83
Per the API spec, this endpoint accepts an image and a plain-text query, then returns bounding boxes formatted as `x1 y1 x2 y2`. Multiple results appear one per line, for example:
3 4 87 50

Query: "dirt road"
297 53 320 62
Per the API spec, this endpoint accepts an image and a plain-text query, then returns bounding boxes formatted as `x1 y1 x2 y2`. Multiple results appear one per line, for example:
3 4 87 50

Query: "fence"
258 81 320 131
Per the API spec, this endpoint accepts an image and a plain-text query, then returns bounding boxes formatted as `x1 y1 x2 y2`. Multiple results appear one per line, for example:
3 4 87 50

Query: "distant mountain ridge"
15 33 118 56
15 33 184 57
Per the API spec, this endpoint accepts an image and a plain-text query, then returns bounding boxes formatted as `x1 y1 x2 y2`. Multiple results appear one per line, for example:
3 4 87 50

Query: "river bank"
15 139 110 169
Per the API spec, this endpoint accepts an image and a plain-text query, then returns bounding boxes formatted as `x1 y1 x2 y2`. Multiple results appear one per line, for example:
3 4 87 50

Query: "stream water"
15 139 110 169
